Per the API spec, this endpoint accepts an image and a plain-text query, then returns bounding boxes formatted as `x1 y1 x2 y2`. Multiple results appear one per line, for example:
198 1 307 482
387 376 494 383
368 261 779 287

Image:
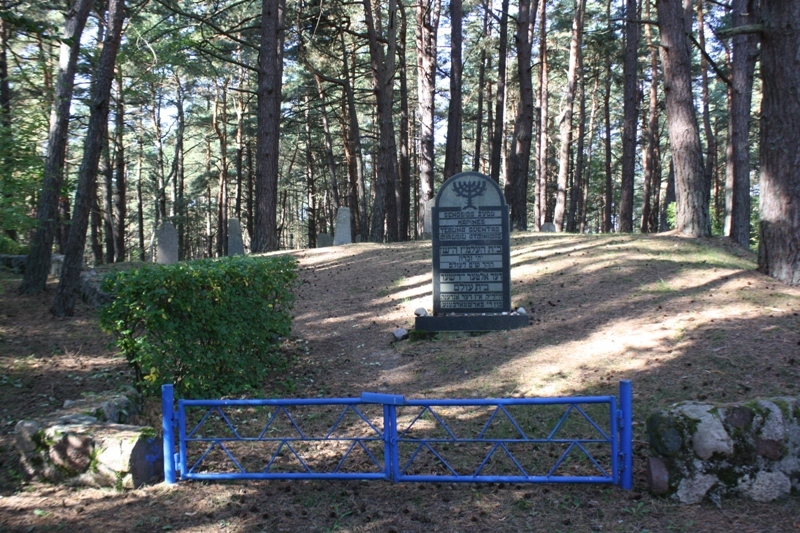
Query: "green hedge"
99 255 298 398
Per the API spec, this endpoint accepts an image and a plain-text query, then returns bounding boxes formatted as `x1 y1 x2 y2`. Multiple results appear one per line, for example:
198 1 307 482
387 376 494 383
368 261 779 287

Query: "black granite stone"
420 172 526 332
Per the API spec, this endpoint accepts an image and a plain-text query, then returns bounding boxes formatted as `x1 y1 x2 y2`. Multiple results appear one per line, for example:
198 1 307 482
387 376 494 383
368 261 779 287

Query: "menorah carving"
452 180 487 210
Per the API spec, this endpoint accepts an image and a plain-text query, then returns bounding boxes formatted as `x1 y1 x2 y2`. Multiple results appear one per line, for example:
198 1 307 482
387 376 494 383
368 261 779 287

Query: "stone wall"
646 398 800 503
14 388 162 489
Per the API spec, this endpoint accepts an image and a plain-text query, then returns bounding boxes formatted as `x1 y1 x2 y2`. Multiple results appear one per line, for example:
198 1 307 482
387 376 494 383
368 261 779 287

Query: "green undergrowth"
99 255 298 399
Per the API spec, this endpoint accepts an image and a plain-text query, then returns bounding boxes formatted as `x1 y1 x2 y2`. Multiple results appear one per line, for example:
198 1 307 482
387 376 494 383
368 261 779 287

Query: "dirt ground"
0 233 799 532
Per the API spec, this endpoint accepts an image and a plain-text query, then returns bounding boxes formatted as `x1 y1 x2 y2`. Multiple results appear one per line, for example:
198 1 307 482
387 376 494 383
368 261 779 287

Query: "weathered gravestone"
333 207 352 245
415 172 527 331
540 222 556 233
156 222 179 264
227 218 245 255
422 198 435 239
316 233 333 248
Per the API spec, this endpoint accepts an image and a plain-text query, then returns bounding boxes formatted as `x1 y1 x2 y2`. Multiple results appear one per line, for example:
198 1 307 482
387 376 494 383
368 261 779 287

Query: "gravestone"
422 198 435 239
333 207 352 245
415 172 527 332
540 222 556 233
227 218 245 255
156 222 178 264
316 233 333 248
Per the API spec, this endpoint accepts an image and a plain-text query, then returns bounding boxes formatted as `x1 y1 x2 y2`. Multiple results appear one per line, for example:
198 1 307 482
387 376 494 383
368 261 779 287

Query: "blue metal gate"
162 381 632 489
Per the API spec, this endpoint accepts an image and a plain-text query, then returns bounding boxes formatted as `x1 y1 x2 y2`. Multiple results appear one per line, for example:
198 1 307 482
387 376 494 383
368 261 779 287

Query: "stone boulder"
646 398 800 503
14 388 162 489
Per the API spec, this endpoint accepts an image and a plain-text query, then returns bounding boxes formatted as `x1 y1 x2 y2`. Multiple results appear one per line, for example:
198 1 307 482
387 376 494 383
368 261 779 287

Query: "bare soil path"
0 234 798 532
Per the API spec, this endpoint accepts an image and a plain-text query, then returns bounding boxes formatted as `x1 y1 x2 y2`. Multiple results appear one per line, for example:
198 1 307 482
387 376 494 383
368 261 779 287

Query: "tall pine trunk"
364 0 400 242
21 0 93 294
642 2 660 233
489 0 509 184
554 0 585 231
398 4 411 239
443 0 463 180
536 0 548 228
415 0 440 234
619 0 640 233
52 0 125 316
758 0 799 285
726 0 760 247
113 73 126 261
657 0 711 237
253 0 285 252
506 0 538 231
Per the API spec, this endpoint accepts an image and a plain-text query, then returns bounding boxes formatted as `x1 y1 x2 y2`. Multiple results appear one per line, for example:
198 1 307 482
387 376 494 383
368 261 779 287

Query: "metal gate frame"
162 381 632 489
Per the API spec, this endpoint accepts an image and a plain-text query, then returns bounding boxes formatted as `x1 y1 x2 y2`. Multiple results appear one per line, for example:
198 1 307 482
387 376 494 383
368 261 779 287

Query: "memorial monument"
415 172 527 331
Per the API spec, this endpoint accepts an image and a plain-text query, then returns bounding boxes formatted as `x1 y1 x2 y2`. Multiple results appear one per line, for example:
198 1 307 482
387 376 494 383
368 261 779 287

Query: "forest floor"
0 232 799 532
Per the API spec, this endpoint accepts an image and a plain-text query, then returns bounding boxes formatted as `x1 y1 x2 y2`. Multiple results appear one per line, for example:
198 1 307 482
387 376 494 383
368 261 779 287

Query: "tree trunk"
90 172 103 265
102 131 114 263
696 0 717 231
506 0 538 231
135 128 145 261
52 0 124 316
364 0 400 242
252 0 285 253
443 0 463 180
213 80 229 257
473 1 489 173
567 49 586 233
415 0 440 235
554 0 585 232
340 37 368 241
312 74 340 214
20 0 93 294
641 2 659 233
113 73 126 262
726 0 760 247
758 0 799 285
536 0 548 228
398 3 411 239
0 0 13 241
660 158 676 231
170 77 185 259
489 0 509 184
619 0 640 233
0 0 9 133
304 95 316 249
656 0 711 237
246 142 254 242
580 77 600 233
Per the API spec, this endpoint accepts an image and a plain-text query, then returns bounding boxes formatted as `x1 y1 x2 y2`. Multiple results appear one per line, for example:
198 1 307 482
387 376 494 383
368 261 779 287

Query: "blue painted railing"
162 381 633 489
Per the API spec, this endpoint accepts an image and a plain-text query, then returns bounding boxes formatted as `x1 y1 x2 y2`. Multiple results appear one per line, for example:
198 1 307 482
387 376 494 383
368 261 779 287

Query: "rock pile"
14 388 162 489
646 398 799 503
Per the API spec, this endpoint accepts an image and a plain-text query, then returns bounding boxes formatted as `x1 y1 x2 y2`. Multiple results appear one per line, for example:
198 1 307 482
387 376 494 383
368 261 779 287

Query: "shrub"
0 235 28 255
99 255 298 398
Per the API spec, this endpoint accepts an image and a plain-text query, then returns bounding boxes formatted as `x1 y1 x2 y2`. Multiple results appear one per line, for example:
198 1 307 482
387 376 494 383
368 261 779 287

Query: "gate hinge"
361 392 406 405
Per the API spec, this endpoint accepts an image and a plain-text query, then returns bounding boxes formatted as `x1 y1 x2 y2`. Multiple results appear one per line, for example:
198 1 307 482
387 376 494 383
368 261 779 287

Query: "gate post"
162 384 177 484
619 380 633 490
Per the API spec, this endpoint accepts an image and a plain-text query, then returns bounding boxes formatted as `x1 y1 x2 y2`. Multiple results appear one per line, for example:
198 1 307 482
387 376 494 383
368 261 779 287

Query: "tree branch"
690 33 732 87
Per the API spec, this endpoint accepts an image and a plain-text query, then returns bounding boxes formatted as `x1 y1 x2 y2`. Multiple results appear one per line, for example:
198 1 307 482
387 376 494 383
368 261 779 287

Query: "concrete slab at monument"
333 207 352 245
156 222 179 264
415 172 527 332
316 233 333 248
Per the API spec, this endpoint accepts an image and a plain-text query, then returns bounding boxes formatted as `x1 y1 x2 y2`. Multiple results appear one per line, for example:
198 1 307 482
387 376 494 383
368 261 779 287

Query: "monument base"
415 314 528 332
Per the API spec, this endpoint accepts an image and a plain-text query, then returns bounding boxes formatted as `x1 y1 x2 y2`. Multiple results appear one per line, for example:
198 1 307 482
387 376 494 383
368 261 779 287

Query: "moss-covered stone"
647 412 685 457
646 396 800 504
